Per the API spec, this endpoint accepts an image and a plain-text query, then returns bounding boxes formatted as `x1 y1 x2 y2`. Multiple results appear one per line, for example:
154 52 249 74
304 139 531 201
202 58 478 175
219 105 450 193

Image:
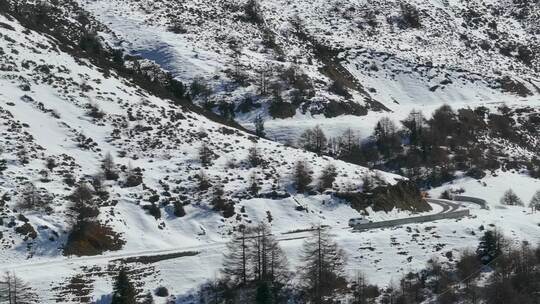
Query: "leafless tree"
293 160 312 192
529 190 540 212
0 272 38 304
298 126 327 154
339 128 360 156
102 152 118 180
298 227 347 303
318 163 337 191
248 171 261 195
500 189 523 206
199 142 214 167
247 145 262 167
222 228 251 286
249 223 290 285
221 223 289 288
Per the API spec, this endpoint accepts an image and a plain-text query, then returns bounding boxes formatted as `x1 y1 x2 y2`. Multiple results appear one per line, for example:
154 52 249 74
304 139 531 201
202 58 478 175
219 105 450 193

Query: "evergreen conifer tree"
111 269 137 304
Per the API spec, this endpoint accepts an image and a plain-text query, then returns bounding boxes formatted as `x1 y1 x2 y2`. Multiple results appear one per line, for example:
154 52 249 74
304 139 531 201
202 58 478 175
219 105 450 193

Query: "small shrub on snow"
247 145 262 167
439 189 452 200
0 159 6 173
69 182 99 220
86 103 105 119
173 201 186 217
500 189 524 206
530 190 540 212
124 166 143 188
293 160 313 193
64 220 124 256
63 173 77 187
70 182 94 205
16 182 52 211
248 172 261 195
143 203 161 220
254 115 265 138
154 286 169 297
199 142 214 167
45 157 57 171
466 167 486 179
211 182 226 211
102 152 119 181
400 2 421 29
268 100 296 119
197 170 212 191
318 163 337 191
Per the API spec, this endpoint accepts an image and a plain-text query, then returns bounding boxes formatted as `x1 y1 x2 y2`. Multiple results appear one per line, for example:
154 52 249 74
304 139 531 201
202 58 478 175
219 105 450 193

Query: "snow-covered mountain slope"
0 10 408 259
2 2 540 303
0 8 429 302
4 170 540 303
77 0 540 127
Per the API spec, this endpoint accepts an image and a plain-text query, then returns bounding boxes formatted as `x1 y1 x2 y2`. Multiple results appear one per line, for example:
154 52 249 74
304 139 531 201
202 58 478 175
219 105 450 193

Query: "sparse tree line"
500 188 540 211
188 57 316 123
195 134 427 217
191 224 540 304
196 138 343 217
185 6 317 122
12 151 142 213
385 229 540 304
197 138 338 195
3 225 540 303
294 104 540 188
198 138 338 193
202 224 350 304
199 61 315 122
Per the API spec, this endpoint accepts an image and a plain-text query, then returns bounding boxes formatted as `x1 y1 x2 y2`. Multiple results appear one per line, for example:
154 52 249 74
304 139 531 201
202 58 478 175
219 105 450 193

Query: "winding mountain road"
0 197 484 275
426 198 463 213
